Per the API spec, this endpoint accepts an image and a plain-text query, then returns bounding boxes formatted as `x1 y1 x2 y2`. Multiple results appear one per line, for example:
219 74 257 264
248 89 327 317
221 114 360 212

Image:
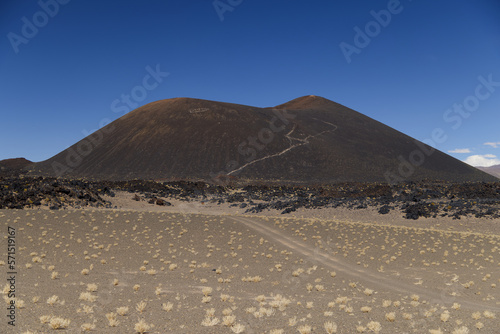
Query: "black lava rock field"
1 176 499 220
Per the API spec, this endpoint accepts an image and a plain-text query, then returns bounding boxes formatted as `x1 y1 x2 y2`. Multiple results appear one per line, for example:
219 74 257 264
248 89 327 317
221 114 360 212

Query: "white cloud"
463 154 500 167
484 142 500 148
448 148 471 154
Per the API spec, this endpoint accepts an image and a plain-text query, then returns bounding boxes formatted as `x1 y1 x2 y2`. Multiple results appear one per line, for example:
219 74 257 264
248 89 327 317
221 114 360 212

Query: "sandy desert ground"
1 192 500 333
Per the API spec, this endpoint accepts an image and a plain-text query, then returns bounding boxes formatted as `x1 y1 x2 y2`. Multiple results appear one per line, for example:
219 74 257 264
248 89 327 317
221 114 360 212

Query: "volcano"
0 158 33 176
26 96 496 183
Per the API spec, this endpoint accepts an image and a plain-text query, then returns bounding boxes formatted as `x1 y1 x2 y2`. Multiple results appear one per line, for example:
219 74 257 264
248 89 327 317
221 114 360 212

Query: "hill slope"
0 158 33 176
27 96 496 183
478 164 500 179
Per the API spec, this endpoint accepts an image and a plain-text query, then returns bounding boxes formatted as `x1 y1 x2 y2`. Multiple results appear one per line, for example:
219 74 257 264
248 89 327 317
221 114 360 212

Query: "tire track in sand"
231 216 500 312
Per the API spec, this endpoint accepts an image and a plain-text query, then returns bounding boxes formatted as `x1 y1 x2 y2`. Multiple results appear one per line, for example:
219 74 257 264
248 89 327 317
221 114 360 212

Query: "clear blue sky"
1 0 499 166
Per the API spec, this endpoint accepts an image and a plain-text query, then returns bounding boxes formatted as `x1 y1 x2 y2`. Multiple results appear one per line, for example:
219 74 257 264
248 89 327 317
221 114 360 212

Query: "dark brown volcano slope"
27 96 496 183
0 158 33 176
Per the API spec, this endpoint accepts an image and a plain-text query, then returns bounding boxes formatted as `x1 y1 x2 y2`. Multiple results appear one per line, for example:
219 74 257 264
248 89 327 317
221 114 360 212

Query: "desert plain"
1 191 500 334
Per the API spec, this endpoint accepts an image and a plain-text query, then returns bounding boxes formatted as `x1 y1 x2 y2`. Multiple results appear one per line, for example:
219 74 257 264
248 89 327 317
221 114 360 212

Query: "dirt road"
231 216 500 312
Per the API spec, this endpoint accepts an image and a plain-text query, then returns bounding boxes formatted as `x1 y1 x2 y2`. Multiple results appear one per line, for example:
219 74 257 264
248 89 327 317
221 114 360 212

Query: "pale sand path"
231 216 500 313
102 191 500 314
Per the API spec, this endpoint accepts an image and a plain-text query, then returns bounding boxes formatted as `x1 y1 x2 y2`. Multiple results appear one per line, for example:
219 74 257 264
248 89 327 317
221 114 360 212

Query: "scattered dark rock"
402 202 439 220
156 198 171 206
0 177 498 220
378 205 391 214
0 176 112 210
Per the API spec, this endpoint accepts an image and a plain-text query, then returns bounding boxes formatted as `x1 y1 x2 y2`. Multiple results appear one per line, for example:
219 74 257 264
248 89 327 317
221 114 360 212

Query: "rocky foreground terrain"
1 176 499 220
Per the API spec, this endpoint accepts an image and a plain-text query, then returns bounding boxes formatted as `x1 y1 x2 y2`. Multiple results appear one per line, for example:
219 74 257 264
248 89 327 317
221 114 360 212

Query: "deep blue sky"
1 0 499 166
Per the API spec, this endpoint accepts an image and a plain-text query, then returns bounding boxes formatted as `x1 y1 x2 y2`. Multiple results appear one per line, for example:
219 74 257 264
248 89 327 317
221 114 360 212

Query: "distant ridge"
478 164 500 179
26 96 496 183
0 158 32 169
0 158 33 177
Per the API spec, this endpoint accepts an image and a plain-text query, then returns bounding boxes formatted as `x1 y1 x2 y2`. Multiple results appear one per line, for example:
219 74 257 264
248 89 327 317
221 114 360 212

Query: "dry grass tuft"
451 326 469 334
49 317 71 329
162 302 174 312
81 323 96 331
79 292 97 303
385 312 396 322
297 324 312 334
134 319 151 333
222 315 236 326
136 300 147 313
429 329 444 334
201 316 220 326
269 330 284 334
117 306 129 316
231 323 245 333
46 295 60 306
202 286 213 296
40 315 52 324
440 311 450 322
366 321 382 333
324 321 337 333
483 310 495 319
